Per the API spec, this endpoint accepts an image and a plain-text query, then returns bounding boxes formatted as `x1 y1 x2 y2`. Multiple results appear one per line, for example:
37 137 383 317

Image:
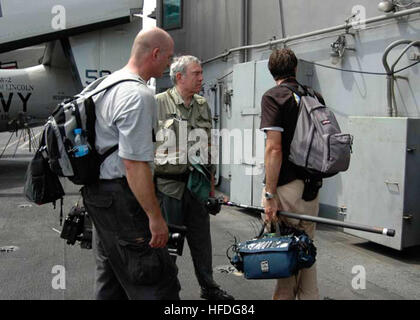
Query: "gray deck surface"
1 130 419 300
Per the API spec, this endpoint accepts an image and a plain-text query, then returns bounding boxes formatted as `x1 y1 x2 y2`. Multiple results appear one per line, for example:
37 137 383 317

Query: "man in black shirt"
260 48 322 300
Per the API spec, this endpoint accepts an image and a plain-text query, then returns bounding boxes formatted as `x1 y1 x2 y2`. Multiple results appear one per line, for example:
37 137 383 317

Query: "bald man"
81 27 180 300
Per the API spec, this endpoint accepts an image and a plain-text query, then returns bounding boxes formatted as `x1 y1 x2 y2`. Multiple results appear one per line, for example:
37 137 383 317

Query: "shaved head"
126 27 174 81
130 27 174 60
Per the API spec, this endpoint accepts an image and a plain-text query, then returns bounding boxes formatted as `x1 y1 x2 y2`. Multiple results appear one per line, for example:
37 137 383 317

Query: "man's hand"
263 196 280 223
149 215 169 248
123 159 169 248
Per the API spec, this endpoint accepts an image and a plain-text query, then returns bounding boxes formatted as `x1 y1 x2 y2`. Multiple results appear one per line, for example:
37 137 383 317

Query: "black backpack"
24 76 140 207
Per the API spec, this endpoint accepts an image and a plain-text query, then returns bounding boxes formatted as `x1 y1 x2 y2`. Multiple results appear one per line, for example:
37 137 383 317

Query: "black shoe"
200 287 235 300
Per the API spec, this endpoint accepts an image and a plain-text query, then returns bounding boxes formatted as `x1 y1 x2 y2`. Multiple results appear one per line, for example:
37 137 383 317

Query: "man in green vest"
154 55 234 300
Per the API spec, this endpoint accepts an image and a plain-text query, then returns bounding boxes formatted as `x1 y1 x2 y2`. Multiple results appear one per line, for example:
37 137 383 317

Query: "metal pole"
382 39 413 116
389 40 420 116
224 201 396 237
279 0 287 40
241 0 249 63
203 7 420 65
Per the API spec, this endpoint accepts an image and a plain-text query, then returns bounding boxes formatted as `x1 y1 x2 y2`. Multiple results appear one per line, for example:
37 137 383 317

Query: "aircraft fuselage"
0 65 77 131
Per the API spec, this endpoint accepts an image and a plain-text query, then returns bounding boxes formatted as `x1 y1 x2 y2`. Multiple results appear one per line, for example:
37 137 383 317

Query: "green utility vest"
154 87 214 200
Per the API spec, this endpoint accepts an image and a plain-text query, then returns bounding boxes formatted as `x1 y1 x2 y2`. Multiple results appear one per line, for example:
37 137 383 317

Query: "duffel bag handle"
256 220 282 238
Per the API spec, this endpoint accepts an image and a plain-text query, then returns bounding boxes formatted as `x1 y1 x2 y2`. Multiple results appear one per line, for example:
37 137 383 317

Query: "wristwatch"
264 191 275 200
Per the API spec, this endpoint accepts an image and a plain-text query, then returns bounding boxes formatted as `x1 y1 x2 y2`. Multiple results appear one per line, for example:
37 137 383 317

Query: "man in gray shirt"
81 27 180 300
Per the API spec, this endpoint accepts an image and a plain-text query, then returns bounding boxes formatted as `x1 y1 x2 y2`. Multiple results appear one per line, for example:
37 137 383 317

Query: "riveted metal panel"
230 61 255 205
344 117 420 250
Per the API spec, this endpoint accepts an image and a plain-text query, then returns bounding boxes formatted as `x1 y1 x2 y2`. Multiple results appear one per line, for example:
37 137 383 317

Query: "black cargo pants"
158 189 218 290
82 178 180 300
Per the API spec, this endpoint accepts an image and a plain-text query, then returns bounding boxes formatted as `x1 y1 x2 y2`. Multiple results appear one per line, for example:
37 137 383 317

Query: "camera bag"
228 224 316 279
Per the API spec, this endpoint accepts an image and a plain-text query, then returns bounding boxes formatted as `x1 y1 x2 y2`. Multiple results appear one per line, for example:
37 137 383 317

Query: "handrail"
203 7 420 65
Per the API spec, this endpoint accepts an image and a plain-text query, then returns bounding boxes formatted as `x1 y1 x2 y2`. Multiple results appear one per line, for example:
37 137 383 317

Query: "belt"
155 172 190 183
98 177 128 185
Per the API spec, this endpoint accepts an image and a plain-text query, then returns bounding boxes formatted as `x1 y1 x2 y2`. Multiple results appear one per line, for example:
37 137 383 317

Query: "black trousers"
82 178 181 300
158 189 218 290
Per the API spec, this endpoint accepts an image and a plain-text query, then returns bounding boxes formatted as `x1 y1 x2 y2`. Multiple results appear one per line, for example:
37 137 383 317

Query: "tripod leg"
0 130 16 159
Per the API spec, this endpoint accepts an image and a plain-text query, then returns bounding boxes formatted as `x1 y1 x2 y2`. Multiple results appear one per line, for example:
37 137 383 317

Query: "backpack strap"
280 82 310 98
84 76 143 163
98 145 119 165
280 83 303 97
298 84 319 101
280 82 320 107
85 77 143 100
79 76 109 96
305 86 317 98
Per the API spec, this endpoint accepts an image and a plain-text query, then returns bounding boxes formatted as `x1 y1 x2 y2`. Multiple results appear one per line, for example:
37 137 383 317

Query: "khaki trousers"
261 179 320 300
